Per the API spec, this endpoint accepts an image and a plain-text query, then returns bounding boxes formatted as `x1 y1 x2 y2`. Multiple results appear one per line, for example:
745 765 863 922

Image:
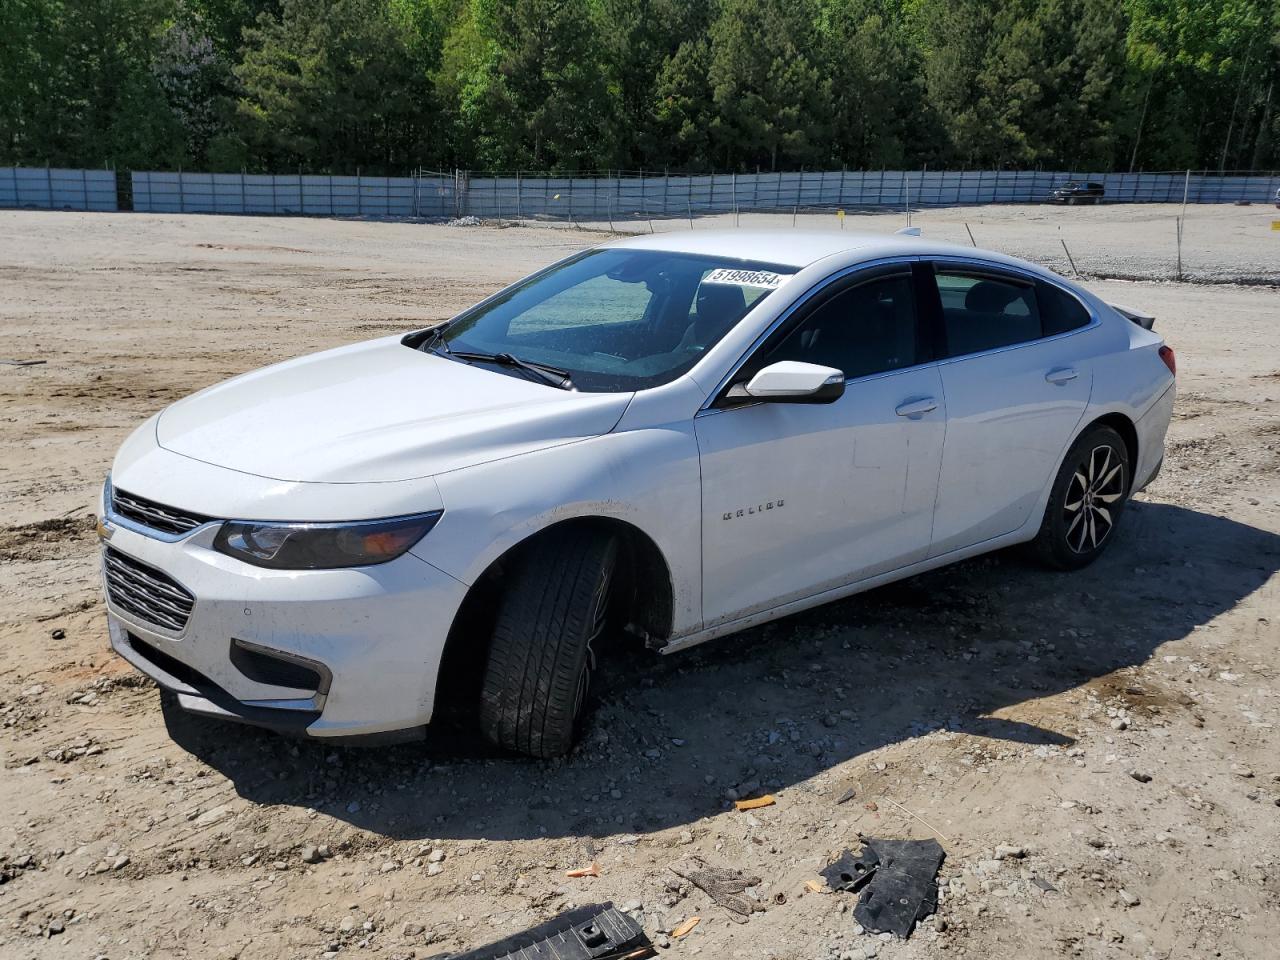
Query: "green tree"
0 0 184 168
706 0 830 170
653 37 715 170
593 0 714 167
818 0 934 168
234 0 437 172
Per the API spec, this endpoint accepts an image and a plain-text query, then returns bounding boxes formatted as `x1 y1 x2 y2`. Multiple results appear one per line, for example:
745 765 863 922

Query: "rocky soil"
1 208 1277 960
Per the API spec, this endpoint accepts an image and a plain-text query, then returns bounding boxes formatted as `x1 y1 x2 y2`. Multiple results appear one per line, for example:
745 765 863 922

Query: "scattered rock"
1118 889 1140 907
194 804 230 827
994 845 1026 860
427 848 446 863
1129 771 1153 783
402 921 425 937
300 845 322 864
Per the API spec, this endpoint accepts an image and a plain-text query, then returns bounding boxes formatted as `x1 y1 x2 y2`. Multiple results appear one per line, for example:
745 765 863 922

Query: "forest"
1 0 1277 176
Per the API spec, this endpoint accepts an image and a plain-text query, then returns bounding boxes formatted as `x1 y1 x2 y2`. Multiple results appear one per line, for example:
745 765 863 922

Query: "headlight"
213 512 442 570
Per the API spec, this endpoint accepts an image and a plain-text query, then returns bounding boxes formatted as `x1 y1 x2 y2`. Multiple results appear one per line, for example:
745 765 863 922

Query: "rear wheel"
478 530 617 758
1032 425 1130 570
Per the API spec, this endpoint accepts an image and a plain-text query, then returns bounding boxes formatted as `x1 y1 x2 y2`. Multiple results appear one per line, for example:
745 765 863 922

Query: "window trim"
703 256 927 411
921 257 1099 364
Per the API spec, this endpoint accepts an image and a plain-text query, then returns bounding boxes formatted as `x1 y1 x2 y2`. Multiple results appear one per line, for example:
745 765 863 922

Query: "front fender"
410 426 703 637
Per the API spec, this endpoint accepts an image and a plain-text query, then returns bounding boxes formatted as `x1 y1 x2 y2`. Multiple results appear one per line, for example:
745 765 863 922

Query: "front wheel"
1032 425 1130 570
478 530 617 758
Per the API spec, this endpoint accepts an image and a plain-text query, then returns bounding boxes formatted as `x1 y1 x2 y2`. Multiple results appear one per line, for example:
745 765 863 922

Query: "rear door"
924 260 1097 556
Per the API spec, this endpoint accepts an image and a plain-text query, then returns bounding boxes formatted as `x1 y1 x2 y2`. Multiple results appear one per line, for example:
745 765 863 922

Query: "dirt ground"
0 207 1277 960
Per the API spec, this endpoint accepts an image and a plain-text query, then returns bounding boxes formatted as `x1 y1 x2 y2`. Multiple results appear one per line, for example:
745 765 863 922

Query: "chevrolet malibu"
99 231 1176 757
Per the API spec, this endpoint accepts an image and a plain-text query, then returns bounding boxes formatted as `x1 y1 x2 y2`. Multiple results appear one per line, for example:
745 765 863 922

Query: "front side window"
754 272 919 380
935 271 1041 357
430 250 797 392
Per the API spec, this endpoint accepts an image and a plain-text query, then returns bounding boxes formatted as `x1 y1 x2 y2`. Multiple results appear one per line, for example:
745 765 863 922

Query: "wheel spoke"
1098 462 1123 492
1097 491 1122 504
1093 505 1112 527
1091 447 1111 490
1067 510 1086 550
1064 497 1084 513
1088 511 1098 548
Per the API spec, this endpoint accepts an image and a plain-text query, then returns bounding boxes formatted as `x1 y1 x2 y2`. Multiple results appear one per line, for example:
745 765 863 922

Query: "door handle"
895 397 938 418
1045 367 1079 385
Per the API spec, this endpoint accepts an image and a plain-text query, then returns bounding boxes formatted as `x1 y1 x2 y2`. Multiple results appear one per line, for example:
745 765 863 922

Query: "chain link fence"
0 167 118 211
3 166 1277 220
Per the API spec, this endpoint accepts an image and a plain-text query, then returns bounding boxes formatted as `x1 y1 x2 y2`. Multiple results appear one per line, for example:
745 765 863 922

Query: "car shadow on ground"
163 499 1279 842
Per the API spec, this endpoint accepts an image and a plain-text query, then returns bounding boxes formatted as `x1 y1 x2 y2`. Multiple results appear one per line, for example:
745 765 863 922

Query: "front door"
695 265 946 628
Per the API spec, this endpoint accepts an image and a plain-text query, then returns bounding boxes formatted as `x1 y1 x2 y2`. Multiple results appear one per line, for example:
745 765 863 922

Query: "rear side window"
935 272 1040 356
1037 281 1092 336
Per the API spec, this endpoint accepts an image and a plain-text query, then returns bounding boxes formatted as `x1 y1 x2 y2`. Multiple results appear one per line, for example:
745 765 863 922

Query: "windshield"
423 249 797 392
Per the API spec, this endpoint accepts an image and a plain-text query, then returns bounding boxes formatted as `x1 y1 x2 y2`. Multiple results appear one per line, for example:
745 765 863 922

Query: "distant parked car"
1274 186 1279 208
1050 181 1105 205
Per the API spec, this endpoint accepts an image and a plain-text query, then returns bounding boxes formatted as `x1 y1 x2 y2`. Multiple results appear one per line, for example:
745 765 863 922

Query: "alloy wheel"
1063 445 1125 553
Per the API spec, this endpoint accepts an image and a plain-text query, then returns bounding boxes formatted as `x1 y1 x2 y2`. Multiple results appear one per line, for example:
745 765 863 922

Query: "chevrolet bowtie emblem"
96 517 115 541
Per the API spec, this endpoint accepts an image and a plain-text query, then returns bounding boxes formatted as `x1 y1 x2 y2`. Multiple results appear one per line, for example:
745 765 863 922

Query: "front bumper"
100 511 469 739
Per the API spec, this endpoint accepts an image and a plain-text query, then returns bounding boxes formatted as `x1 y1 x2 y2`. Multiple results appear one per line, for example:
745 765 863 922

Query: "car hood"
155 337 632 483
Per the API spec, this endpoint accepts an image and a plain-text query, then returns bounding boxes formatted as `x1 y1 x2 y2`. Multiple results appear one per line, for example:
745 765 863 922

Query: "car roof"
603 229 1046 275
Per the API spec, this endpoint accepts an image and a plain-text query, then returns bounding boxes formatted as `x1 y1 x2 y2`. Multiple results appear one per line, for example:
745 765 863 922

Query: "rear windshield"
425 249 797 392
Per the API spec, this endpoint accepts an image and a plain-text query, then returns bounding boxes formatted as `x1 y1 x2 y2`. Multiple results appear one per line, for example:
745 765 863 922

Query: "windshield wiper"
449 350 575 390
420 326 453 357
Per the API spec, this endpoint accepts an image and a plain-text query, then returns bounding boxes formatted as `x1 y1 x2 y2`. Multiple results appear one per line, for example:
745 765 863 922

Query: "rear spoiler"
1109 303 1155 330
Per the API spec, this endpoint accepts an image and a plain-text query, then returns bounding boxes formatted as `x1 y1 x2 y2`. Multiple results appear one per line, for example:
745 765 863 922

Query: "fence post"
516 171 523 219
46 164 52 209
178 168 185 214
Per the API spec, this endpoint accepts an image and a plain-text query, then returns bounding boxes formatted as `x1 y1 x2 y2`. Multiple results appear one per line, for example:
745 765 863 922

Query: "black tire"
1032 425 1130 570
478 530 617 758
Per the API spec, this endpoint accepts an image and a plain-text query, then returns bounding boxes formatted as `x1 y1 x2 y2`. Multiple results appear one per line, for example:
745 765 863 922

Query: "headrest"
694 283 747 340
965 280 1023 314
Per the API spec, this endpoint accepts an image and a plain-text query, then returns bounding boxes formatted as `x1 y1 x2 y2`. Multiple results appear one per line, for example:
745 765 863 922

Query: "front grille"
112 488 211 536
103 547 195 632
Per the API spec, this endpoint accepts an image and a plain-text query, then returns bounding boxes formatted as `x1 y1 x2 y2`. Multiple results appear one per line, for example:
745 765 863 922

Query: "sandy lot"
1 207 1277 960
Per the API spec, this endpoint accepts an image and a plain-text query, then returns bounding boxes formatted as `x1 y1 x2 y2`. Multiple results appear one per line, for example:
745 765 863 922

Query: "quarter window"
1038 281 1091 336
759 273 919 380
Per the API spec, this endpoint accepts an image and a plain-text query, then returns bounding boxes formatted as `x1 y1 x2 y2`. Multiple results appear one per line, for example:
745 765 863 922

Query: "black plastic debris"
438 902 650 960
820 847 880 893
851 838 945 939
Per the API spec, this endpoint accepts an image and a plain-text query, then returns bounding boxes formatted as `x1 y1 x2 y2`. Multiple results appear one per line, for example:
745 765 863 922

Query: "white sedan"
99 231 1176 756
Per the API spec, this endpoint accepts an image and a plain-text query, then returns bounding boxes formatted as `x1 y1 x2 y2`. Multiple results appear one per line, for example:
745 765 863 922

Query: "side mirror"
724 360 846 405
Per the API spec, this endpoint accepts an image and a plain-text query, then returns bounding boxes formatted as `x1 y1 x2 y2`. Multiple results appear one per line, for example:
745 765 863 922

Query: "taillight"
1159 345 1176 376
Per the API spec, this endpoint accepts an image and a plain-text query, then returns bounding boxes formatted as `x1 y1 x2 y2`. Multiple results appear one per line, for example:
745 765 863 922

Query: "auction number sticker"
703 268 786 289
